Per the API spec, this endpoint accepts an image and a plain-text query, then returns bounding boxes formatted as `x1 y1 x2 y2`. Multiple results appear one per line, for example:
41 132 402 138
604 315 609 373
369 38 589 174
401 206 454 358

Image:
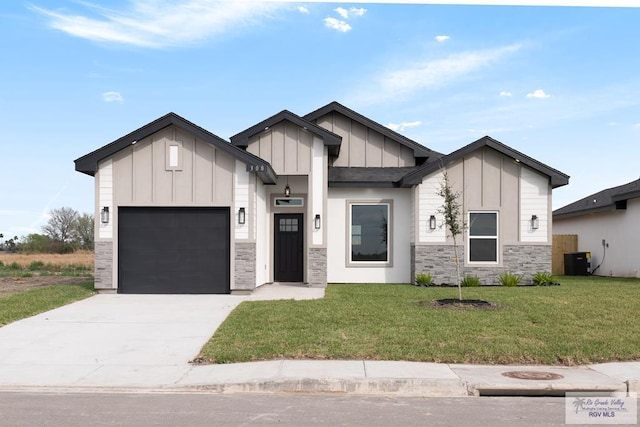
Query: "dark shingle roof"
399 136 570 188
230 110 342 157
304 101 444 161
329 167 419 187
553 178 640 219
75 112 277 184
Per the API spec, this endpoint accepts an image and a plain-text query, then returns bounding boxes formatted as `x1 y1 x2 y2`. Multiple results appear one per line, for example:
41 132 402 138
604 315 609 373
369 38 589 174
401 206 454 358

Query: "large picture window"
350 203 390 263
468 212 498 263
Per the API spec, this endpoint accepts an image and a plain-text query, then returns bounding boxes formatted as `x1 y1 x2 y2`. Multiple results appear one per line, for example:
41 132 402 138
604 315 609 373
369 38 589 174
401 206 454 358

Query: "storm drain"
501 371 564 381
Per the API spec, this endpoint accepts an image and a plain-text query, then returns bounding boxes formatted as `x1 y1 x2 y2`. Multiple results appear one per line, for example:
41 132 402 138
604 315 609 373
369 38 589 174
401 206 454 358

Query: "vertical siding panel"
399 145 415 167
463 153 483 209
349 120 366 167
382 137 400 167
174 130 194 203
271 123 285 174
113 149 132 204
366 129 384 167
152 132 172 203
284 123 299 173
332 114 351 167
194 139 214 203
501 156 520 243
215 150 234 203
298 130 312 173
132 137 153 203
482 148 502 207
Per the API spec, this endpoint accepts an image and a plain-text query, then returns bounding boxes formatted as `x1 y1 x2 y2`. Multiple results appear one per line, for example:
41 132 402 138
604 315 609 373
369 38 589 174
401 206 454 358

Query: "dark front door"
274 213 303 282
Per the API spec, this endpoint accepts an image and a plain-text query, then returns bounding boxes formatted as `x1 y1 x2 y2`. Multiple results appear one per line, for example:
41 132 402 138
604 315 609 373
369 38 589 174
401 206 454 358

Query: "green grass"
0 282 95 327
200 276 640 365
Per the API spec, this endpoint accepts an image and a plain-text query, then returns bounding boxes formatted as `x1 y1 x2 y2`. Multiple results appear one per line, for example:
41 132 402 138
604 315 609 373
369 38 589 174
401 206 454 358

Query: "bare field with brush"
0 251 94 270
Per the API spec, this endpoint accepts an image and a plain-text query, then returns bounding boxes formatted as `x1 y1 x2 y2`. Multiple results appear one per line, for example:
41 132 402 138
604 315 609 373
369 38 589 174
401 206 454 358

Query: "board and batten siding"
246 122 312 176
314 112 415 168
520 166 549 242
311 136 325 246
234 160 250 240
112 125 234 205
417 171 446 243
97 159 113 239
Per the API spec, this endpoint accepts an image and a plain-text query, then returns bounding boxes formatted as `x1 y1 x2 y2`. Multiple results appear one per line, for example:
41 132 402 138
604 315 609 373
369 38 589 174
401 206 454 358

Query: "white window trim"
467 211 499 265
347 200 393 267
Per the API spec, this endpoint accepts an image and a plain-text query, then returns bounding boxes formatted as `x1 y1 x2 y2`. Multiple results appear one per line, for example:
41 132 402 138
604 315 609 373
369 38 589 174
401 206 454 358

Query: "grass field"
199 276 640 366
0 282 95 327
0 251 94 270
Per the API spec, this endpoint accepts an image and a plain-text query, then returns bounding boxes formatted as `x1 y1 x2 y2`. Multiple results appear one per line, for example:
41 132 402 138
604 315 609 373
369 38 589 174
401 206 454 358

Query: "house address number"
246 164 266 172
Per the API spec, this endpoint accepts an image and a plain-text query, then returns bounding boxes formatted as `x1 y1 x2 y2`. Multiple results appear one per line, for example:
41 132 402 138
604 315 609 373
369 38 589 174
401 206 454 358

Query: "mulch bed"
417 298 498 309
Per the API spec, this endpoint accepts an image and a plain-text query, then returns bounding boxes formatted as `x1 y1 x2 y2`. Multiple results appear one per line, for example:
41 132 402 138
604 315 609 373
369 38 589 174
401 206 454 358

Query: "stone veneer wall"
412 244 552 285
308 248 327 288
234 242 256 291
94 241 114 290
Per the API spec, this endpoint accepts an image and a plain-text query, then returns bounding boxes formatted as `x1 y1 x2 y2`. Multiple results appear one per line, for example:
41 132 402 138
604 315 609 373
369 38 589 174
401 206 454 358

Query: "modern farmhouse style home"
75 102 569 293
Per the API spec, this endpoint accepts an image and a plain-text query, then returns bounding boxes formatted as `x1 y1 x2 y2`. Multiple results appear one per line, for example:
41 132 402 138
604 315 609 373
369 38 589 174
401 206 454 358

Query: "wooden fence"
552 234 578 275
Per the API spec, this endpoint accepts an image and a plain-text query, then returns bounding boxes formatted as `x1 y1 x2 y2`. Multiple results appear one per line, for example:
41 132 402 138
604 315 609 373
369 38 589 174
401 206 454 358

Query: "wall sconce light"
314 214 321 230
531 214 539 230
238 207 246 225
429 215 436 230
100 207 110 224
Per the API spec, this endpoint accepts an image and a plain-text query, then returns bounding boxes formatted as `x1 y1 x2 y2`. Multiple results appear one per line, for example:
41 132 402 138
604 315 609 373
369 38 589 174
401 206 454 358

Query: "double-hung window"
468 212 498 263
349 202 390 265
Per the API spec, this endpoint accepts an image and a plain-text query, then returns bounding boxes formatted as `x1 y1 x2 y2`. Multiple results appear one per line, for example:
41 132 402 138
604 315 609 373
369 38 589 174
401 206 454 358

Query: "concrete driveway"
0 293 246 388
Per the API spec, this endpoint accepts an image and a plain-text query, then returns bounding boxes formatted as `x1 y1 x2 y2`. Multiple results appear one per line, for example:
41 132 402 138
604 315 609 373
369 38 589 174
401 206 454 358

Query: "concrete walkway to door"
0 284 324 389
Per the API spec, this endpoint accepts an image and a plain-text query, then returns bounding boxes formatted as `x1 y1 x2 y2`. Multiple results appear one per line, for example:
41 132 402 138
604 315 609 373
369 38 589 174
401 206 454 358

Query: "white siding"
312 136 324 246
554 198 640 278
98 159 113 239
418 171 446 243
234 160 249 240
520 167 548 242
327 188 411 283
255 180 268 286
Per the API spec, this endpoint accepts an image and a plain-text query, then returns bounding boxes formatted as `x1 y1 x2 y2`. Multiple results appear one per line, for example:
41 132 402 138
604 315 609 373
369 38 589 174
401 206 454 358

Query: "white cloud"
334 7 349 19
526 89 551 99
324 17 351 32
500 90 512 97
29 1 286 48
297 6 309 14
634 123 640 128
350 7 367 17
435 35 450 42
352 44 521 104
102 91 124 103
386 121 422 132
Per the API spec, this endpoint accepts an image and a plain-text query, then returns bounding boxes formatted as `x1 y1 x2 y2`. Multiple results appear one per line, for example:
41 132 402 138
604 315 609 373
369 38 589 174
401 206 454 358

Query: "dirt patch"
0 276 92 295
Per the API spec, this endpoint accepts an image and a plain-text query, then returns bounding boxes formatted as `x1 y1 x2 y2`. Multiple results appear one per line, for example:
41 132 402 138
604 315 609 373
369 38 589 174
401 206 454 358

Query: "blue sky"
1 1 639 239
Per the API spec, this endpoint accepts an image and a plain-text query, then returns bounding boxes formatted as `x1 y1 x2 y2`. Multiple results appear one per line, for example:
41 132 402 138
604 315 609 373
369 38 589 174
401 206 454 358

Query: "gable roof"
303 101 443 161
75 112 277 184
553 178 640 219
229 110 342 156
399 135 570 188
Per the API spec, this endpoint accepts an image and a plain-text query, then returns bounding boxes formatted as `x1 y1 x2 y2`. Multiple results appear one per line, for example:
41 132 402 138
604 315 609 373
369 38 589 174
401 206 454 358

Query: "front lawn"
0 282 95 327
199 276 640 365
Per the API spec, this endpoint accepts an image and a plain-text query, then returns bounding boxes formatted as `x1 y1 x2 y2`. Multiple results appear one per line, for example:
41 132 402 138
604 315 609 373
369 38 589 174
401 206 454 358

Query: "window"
274 198 304 207
468 212 498 263
350 203 390 263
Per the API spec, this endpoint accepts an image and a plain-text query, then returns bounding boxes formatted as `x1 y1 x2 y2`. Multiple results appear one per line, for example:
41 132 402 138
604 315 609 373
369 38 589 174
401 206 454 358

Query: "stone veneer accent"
412 244 552 285
308 248 327 288
234 242 256 291
94 241 114 290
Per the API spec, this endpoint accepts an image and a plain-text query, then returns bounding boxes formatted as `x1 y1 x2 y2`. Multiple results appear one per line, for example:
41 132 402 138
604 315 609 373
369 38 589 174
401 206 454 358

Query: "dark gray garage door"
118 207 230 294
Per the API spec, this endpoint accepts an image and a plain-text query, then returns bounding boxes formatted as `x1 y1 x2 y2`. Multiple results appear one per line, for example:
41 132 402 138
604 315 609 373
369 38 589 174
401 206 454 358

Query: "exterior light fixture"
100 207 110 224
314 214 321 230
429 215 436 230
531 215 539 230
284 184 291 198
238 207 246 225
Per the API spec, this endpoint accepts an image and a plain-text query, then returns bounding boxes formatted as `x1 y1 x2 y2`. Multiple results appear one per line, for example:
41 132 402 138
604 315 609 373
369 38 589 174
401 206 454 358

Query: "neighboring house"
553 179 640 278
75 102 569 294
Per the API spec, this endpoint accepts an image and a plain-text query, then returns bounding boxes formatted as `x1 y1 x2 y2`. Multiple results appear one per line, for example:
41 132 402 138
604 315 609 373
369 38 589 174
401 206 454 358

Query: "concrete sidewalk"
0 284 638 396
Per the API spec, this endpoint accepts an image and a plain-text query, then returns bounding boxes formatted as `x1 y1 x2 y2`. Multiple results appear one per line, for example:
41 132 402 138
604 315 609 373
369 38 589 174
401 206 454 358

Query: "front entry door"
274 213 303 282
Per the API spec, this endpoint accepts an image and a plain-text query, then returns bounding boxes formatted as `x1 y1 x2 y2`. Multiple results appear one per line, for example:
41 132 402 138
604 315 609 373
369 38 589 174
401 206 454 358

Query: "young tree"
42 207 79 244
75 213 95 250
437 171 465 301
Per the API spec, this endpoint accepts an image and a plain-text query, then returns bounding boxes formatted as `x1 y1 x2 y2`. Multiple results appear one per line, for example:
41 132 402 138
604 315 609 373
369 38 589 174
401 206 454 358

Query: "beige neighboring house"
74 102 569 294
553 178 640 278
